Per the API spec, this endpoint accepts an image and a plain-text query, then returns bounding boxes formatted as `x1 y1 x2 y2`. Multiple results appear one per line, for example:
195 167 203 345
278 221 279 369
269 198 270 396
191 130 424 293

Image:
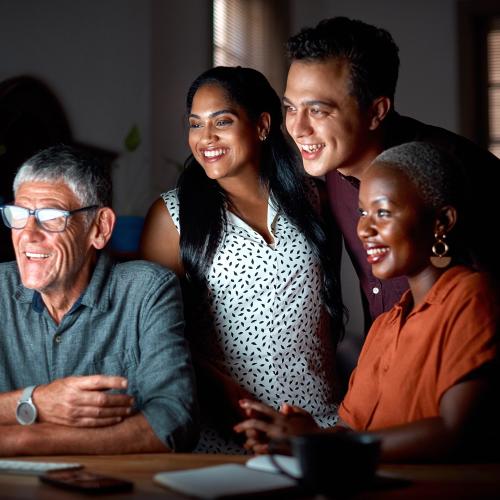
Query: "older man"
0 144 198 455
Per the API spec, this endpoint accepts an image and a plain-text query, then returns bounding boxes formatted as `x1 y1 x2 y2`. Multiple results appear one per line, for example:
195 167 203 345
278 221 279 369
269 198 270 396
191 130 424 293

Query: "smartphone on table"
39 468 133 494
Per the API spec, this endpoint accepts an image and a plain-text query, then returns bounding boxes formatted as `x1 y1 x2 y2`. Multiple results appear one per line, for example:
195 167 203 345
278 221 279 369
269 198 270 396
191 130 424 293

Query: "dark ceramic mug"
270 431 381 495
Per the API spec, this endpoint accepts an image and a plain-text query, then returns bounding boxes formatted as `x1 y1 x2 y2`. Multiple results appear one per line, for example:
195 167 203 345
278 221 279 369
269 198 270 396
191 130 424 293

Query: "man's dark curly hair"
286 17 400 110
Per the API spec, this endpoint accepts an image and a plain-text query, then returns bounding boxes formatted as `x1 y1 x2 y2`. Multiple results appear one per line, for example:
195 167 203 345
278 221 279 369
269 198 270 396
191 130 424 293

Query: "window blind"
212 0 288 93
488 18 500 158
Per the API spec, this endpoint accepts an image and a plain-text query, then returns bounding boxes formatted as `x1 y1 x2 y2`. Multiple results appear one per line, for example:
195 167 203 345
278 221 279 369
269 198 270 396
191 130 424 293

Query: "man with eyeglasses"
0 144 198 455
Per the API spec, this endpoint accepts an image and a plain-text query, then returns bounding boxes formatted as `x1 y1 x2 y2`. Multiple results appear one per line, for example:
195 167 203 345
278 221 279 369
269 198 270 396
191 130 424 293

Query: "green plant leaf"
124 125 141 152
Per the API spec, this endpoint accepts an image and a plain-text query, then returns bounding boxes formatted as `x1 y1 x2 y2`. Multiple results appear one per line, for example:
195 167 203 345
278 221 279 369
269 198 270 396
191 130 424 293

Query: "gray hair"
13 144 112 208
371 141 462 210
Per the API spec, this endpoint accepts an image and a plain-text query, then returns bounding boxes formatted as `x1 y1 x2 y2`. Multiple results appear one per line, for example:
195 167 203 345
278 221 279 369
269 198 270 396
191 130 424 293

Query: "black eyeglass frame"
0 204 99 232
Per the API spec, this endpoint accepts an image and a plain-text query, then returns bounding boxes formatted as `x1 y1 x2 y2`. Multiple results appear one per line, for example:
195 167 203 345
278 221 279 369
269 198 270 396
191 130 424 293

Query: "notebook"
153 461 299 499
245 455 301 478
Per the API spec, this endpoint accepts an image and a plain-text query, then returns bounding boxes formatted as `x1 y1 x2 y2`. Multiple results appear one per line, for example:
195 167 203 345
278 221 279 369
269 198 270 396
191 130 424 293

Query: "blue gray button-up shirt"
0 253 198 451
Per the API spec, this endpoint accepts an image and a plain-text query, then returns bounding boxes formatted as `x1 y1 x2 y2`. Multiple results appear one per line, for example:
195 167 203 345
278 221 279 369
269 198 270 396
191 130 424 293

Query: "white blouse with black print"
161 181 337 453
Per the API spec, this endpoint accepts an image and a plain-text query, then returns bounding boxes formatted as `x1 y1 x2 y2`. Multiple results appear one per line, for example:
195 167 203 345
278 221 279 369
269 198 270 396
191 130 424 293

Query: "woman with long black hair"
141 66 344 453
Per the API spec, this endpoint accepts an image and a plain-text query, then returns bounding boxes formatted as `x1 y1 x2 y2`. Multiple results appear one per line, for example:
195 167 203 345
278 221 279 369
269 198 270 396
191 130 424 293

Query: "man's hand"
233 399 319 454
33 376 134 427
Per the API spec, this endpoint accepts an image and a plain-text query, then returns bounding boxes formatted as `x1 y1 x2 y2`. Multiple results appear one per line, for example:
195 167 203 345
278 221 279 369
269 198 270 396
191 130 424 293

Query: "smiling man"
0 144 198 455
283 18 500 379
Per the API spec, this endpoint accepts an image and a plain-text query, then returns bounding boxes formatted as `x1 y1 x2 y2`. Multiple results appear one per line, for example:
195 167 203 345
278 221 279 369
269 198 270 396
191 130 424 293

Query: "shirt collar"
422 265 473 304
31 290 84 314
226 194 280 234
335 170 360 189
16 252 113 315
267 196 279 230
388 265 473 321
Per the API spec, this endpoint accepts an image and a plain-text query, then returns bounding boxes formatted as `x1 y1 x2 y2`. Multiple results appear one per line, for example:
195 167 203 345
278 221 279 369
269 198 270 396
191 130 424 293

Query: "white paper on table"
154 463 298 499
245 454 302 478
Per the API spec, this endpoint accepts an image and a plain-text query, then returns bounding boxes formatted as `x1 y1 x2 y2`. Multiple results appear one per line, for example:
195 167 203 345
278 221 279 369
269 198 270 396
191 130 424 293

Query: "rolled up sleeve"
136 271 199 451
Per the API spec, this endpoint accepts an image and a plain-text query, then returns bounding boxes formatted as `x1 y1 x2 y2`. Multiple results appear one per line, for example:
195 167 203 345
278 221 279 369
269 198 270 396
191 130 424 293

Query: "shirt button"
54 335 62 344
372 287 380 295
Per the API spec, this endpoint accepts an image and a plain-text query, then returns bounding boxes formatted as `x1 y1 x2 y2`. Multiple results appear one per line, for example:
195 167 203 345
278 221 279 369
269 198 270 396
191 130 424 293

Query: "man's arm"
0 376 134 427
132 264 199 452
0 413 168 456
0 389 22 424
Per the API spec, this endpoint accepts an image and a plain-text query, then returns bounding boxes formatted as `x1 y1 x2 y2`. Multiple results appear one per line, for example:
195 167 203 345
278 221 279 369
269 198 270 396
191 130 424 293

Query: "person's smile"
200 147 229 163
364 243 390 265
24 249 52 260
298 142 326 160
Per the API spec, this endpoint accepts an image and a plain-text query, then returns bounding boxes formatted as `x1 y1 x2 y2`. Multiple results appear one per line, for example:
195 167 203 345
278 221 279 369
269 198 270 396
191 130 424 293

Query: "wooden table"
1 454 499 499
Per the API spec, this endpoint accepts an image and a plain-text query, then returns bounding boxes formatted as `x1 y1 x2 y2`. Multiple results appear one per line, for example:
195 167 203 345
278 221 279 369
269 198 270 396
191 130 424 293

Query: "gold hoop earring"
430 233 451 269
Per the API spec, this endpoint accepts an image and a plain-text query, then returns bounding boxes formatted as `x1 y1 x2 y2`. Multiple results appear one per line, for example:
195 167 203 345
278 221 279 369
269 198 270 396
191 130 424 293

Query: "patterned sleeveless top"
162 184 337 453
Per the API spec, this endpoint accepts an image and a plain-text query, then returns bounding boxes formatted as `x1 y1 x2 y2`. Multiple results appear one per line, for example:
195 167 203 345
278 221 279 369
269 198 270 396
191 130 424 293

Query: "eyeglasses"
0 204 98 233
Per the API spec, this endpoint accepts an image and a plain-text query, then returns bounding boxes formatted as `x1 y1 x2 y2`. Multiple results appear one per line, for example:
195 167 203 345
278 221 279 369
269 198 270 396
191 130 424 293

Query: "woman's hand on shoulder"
139 198 183 275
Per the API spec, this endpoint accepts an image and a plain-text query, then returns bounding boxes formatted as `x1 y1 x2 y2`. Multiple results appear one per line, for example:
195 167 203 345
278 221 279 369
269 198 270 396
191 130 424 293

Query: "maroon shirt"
326 172 409 332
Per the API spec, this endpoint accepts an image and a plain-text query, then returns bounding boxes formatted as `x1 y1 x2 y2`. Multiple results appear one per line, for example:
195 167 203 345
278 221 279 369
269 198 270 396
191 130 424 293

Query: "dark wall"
0 76 72 262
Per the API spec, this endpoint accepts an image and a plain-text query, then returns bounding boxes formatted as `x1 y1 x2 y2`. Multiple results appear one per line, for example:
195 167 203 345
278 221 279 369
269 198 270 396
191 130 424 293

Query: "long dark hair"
178 66 345 336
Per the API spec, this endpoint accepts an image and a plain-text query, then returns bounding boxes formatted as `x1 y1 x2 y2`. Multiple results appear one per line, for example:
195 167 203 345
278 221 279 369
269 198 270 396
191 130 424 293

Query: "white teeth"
26 252 49 259
367 247 389 256
203 148 227 158
301 144 324 153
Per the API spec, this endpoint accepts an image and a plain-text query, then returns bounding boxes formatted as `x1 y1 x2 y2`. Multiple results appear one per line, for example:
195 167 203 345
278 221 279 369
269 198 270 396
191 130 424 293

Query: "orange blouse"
338 266 498 431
